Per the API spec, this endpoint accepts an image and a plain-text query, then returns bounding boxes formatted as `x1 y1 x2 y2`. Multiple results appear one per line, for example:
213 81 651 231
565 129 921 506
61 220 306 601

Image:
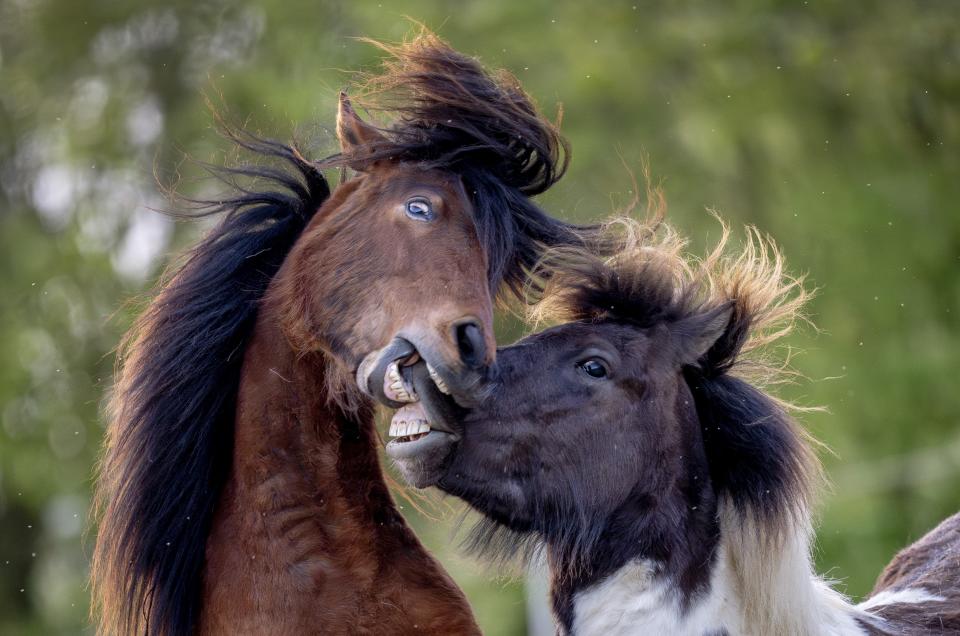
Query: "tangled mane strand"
91 132 330 636
325 29 610 297
352 28 567 195
528 210 821 542
529 211 811 390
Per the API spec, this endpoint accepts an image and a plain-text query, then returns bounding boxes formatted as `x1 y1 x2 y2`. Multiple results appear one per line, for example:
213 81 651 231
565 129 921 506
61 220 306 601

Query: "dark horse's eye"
405 197 435 222
578 359 608 379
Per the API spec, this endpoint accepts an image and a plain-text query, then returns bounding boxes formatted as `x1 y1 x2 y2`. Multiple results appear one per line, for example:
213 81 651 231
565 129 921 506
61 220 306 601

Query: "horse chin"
357 336 475 488
385 430 457 488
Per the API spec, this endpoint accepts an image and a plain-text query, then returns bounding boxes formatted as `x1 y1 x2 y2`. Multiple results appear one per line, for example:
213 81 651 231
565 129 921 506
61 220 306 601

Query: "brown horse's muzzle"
355 322 493 412
355 317 494 485
449 317 489 372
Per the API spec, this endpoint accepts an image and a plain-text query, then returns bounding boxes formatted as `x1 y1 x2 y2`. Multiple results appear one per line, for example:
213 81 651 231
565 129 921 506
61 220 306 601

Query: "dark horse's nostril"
455 321 485 369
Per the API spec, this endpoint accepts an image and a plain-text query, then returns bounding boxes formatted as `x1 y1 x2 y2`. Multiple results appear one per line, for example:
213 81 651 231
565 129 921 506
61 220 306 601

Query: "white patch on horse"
571 556 740 636
718 506 873 636
858 587 945 611
571 506 887 636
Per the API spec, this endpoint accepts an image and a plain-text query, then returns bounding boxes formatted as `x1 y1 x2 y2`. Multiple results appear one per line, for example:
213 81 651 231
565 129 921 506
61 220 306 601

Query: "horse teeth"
389 418 430 440
387 364 401 383
385 362 421 402
426 363 451 395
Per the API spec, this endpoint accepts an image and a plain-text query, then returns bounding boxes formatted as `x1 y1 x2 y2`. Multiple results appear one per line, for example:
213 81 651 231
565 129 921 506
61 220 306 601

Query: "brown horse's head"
271 29 616 426
277 94 495 409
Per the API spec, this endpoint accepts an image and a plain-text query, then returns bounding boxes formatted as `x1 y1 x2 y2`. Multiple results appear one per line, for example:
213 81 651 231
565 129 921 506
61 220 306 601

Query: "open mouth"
383 358 461 456
356 337 467 458
389 403 432 443
381 355 451 404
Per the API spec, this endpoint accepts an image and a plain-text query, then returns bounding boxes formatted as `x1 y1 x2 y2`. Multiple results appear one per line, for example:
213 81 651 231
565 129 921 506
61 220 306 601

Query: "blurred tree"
0 1 957 634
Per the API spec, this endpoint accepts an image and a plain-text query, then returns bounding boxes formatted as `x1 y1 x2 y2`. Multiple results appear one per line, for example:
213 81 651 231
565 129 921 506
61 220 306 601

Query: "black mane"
685 370 814 533
91 135 330 636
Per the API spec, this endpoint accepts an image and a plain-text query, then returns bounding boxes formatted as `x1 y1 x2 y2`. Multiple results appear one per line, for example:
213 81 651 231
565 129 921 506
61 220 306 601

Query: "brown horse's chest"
201 503 478 635
197 346 479 635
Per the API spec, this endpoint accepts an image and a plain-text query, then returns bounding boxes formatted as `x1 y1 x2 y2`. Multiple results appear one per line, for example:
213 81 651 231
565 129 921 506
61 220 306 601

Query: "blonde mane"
528 204 813 397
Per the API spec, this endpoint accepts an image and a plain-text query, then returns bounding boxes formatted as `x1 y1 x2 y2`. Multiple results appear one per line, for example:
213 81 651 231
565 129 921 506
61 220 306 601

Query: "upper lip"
361 338 418 409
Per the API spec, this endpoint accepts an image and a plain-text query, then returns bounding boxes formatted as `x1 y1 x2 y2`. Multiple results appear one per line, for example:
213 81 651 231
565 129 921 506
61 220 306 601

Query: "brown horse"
387 216 960 635
91 33 605 635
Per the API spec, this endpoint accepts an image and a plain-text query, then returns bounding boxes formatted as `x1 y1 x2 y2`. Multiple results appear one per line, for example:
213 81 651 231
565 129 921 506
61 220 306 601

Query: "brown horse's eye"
405 197 436 222
578 359 608 379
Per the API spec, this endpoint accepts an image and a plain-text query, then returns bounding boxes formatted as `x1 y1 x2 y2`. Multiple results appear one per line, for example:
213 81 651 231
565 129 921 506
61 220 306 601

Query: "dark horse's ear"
671 302 733 367
336 92 387 171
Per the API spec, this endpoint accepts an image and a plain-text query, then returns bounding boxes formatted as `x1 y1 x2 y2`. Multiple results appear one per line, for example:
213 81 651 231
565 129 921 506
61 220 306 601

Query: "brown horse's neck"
200 309 479 635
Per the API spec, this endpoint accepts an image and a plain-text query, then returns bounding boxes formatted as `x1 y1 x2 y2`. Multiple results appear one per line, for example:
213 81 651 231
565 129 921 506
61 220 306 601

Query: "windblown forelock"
310 30 610 299
349 30 568 195
528 212 812 387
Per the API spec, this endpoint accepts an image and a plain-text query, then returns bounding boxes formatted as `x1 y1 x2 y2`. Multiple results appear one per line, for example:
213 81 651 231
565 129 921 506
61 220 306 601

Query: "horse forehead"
517 323 681 381
374 164 464 199
537 322 650 351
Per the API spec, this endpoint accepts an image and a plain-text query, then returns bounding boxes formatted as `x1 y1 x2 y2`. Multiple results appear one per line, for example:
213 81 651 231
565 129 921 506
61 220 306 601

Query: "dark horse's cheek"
439 466 536 532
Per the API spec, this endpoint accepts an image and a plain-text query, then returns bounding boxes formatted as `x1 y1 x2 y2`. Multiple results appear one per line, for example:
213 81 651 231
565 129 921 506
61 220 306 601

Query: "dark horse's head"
92 32 611 636
391 216 816 618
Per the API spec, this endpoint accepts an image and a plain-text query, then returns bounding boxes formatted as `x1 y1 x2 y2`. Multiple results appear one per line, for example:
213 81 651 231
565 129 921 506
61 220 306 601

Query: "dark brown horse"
387 216 960 635
91 33 606 635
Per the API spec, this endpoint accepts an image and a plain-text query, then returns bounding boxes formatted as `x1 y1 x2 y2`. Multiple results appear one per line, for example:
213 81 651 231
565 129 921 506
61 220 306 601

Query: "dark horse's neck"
200 297 478 634
546 479 721 633
546 384 722 633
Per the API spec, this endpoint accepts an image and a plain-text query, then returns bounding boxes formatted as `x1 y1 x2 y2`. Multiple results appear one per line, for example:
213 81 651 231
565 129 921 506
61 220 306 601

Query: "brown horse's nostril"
455 321 486 370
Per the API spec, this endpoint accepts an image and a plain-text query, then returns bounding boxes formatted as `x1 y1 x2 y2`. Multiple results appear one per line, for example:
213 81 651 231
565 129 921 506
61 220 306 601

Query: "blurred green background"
1 1 957 634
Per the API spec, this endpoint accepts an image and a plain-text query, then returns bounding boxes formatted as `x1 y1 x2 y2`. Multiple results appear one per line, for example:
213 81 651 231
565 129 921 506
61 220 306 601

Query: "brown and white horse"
91 33 605 635
387 215 960 635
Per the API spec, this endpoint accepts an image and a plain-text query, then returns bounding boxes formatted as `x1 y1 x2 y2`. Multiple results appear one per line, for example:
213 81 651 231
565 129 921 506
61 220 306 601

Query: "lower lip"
384 430 457 459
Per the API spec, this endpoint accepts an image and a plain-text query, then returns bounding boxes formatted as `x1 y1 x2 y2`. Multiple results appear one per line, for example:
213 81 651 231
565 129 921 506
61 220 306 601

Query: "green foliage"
0 1 957 633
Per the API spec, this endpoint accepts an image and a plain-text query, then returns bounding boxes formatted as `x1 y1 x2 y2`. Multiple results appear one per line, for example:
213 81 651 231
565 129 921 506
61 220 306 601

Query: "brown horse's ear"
672 303 733 367
336 92 387 171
